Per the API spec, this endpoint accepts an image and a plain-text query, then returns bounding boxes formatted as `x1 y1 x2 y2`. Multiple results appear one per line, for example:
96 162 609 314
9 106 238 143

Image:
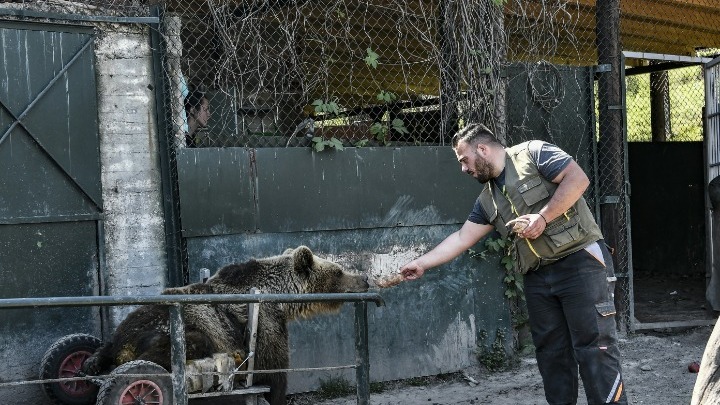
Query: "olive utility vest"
478 142 603 273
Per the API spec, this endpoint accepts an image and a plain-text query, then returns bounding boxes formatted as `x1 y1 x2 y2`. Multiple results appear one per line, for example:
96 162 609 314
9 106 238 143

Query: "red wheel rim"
58 350 94 396
119 379 164 405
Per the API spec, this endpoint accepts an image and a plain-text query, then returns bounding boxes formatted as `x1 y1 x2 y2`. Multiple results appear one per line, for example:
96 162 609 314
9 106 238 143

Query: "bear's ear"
293 246 314 275
282 247 295 255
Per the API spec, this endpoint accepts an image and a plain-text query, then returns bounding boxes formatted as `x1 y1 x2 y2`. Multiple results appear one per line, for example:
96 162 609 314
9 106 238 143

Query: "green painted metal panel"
0 221 101 384
0 22 102 403
505 64 595 174
177 148 256 237
0 124 100 222
255 147 480 232
0 22 102 209
177 146 481 237
184 226 510 391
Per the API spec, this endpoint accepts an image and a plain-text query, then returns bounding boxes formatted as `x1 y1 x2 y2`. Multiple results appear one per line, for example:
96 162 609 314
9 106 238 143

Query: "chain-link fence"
626 66 705 142
156 0 511 150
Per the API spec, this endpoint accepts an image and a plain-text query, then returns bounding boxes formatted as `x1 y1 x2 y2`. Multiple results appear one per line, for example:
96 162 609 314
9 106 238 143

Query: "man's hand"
400 260 426 280
506 213 547 240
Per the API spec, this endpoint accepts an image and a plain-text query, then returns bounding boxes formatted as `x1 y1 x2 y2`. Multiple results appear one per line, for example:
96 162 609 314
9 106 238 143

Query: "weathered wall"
178 147 512 393
95 24 168 327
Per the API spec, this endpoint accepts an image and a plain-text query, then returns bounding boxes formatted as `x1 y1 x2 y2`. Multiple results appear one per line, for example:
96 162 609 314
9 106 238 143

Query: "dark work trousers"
524 242 627 405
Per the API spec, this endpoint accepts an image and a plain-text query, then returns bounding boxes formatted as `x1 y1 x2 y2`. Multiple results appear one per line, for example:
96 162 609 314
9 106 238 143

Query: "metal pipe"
0 8 159 24
0 292 385 309
354 301 370 405
169 304 188 405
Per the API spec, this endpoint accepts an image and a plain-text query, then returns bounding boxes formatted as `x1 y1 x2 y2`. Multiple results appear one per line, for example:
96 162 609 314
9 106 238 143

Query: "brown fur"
83 246 368 405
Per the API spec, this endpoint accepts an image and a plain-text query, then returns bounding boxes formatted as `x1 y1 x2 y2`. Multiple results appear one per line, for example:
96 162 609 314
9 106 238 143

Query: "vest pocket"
517 176 549 206
544 214 586 248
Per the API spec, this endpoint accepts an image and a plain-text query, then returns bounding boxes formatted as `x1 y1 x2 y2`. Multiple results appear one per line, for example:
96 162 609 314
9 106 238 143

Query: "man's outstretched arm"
400 220 494 280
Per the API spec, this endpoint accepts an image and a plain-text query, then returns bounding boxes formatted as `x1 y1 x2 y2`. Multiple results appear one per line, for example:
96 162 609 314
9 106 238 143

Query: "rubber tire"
95 360 173 405
40 333 102 405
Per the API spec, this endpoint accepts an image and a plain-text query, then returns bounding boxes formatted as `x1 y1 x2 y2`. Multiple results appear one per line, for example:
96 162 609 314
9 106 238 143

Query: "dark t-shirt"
467 141 572 225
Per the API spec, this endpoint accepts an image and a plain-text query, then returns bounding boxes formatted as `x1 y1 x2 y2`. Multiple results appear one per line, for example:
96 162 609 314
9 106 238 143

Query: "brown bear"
83 246 369 405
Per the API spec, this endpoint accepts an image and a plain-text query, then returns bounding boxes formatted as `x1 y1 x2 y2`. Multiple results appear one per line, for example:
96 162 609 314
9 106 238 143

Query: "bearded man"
400 123 628 405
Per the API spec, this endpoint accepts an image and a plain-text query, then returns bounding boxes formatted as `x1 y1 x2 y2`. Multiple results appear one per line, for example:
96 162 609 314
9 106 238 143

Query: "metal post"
169 304 188 405
150 4 186 288
596 0 629 333
354 301 370 405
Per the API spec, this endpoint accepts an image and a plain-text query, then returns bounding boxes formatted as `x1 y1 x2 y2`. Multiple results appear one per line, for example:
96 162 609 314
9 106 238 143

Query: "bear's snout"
345 273 370 292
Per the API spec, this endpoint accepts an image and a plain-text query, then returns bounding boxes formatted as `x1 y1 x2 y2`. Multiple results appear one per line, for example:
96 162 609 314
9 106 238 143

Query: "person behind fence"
399 123 628 404
184 90 210 147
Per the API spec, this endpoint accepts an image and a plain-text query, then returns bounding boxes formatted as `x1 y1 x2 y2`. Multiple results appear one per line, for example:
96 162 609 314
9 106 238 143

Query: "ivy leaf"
364 48 379 68
391 118 409 135
329 137 344 150
370 122 386 137
377 90 397 103
327 101 341 116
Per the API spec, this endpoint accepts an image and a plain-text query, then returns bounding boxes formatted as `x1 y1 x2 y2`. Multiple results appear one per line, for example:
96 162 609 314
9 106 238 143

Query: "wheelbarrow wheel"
40 333 102 405
95 360 173 405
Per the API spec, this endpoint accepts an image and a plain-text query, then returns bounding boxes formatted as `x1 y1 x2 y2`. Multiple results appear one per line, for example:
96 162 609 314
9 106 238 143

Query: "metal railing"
0 292 385 405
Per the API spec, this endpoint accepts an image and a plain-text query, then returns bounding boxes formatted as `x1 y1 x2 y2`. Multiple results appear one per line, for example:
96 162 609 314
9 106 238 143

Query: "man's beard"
473 154 494 183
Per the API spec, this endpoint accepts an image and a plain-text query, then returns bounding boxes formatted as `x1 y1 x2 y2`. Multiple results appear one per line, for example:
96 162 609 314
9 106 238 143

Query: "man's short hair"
451 123 502 148
184 89 207 113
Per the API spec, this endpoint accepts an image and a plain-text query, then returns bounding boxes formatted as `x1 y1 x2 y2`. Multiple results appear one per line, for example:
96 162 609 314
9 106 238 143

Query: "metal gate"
0 20 103 396
705 56 720 311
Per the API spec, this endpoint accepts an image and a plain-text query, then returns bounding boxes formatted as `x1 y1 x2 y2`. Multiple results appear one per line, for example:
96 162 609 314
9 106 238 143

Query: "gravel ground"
287 325 713 405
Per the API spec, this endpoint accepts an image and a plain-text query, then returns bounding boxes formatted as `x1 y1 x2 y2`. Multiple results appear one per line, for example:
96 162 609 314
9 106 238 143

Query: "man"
185 90 211 148
400 123 627 404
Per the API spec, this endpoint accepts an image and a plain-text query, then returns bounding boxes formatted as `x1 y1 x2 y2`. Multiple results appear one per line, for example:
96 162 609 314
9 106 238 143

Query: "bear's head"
284 246 369 319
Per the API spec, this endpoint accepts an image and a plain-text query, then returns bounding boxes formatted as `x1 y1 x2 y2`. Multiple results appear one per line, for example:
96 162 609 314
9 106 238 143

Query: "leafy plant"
353 138 369 147
311 136 344 152
377 90 397 103
364 47 379 68
469 234 532 356
476 328 512 372
312 98 341 116
309 98 346 152
391 118 409 136
468 235 523 300
370 122 389 145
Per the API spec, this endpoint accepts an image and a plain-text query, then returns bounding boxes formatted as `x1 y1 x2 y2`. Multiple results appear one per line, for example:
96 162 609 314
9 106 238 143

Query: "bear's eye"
334 269 344 278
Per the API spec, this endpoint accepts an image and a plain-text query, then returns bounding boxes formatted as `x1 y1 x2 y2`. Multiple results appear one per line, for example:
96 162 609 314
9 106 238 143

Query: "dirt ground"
288 325 714 405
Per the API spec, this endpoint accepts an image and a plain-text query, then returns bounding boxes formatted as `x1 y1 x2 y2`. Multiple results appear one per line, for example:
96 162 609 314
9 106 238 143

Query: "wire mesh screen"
626 66 704 142
156 0 514 149
152 0 625 150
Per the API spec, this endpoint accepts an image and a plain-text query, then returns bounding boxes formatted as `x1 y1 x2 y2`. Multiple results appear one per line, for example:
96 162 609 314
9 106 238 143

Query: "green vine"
468 235 524 300
469 235 533 356
363 48 410 145
476 328 512 371
310 98 345 152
